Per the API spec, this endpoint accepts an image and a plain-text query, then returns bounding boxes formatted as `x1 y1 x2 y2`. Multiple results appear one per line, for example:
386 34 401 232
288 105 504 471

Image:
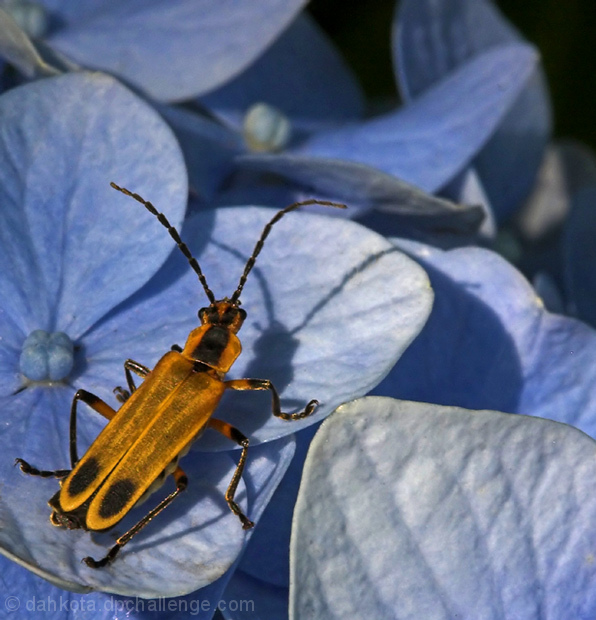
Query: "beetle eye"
239 308 247 321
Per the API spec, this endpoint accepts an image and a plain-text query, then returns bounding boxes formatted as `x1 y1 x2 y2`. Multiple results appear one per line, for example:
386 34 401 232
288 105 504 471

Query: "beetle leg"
14 458 70 479
113 359 151 403
225 378 318 421
16 389 117 476
208 418 254 529
83 465 189 568
68 389 118 467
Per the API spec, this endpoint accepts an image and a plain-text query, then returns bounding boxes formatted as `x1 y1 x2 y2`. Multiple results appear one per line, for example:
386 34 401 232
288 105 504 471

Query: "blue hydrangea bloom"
0 71 433 602
0 0 583 617
237 0 543 228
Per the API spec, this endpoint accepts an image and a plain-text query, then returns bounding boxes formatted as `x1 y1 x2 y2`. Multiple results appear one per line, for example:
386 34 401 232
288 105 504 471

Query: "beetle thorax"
181 300 245 373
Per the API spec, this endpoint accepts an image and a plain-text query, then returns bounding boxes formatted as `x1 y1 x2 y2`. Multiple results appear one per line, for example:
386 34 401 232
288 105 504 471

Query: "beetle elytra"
16 183 345 567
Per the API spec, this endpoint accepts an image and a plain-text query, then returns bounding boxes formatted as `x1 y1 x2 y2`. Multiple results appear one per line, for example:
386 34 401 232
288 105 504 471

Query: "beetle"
16 182 345 568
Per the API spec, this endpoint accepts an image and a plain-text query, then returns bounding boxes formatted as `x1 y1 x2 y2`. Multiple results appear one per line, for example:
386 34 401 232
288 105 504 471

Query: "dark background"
309 0 596 151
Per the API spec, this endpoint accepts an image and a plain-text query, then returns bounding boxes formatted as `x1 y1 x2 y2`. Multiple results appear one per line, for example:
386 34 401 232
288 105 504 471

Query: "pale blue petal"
47 0 309 101
0 72 186 339
291 398 596 618
294 44 537 193
394 0 521 98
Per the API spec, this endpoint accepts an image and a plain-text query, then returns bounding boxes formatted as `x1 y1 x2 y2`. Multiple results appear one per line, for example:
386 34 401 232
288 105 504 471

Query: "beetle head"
198 300 247 334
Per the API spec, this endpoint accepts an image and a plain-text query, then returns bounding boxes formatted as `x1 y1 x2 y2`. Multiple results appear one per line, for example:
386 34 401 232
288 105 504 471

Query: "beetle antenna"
230 199 346 303
110 182 216 305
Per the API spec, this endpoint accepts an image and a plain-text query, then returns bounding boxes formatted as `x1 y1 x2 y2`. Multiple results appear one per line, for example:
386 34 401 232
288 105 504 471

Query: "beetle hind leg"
208 418 254 530
83 465 188 568
14 458 70 479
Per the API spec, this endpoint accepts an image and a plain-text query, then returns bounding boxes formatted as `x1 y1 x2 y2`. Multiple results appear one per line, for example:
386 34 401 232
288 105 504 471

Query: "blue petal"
294 44 537 193
375 239 596 438
0 72 186 339
0 307 24 396
472 71 551 219
47 0 309 101
238 154 485 228
291 398 596 618
394 0 551 217
77 207 433 448
0 388 295 598
199 14 364 128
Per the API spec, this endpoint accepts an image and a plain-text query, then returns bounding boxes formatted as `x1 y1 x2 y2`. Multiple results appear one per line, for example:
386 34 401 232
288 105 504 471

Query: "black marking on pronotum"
99 479 137 520
191 326 229 367
68 457 100 496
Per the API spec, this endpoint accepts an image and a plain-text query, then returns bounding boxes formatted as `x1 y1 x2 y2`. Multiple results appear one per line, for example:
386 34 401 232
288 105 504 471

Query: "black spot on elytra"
68 457 100 496
99 479 136 519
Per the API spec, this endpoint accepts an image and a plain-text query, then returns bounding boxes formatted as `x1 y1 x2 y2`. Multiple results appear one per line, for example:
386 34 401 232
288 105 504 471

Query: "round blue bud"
20 330 74 382
243 102 291 152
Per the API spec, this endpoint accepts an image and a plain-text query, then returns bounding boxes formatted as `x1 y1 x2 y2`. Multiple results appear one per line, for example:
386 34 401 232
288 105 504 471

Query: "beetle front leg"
208 418 254 529
113 359 151 403
225 378 318 420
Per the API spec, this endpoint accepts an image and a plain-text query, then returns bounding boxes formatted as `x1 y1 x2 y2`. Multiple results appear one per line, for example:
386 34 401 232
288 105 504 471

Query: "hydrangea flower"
0 70 433 605
0 0 587 618
237 0 547 231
